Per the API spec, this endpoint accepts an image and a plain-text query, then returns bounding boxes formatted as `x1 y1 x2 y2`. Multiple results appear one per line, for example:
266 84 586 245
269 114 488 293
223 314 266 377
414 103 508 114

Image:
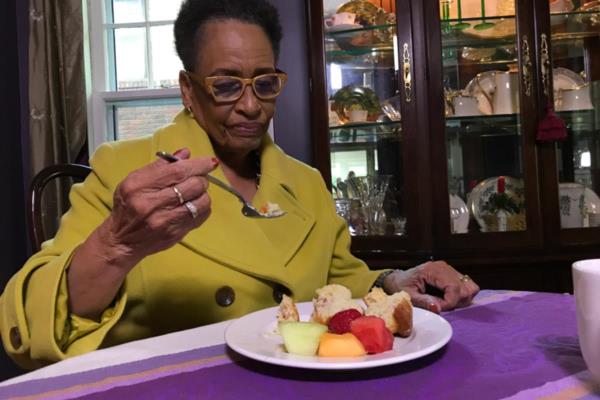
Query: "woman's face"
181 20 277 157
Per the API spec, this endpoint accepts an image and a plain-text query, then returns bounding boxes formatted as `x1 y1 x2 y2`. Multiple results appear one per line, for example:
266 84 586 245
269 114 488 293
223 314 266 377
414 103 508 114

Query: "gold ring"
184 201 198 219
173 186 184 205
459 274 471 283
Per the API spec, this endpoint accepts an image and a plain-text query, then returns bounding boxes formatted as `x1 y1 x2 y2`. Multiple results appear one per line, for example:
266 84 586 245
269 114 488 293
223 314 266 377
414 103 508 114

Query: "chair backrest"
27 164 92 253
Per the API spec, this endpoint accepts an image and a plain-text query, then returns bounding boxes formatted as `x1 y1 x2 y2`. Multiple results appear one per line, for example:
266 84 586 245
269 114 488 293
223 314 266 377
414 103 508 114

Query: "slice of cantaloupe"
317 332 366 357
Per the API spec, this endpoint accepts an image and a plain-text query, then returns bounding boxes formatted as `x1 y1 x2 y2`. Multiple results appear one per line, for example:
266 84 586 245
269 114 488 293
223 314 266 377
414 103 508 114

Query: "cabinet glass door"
549 0 600 229
439 0 529 234
324 0 404 237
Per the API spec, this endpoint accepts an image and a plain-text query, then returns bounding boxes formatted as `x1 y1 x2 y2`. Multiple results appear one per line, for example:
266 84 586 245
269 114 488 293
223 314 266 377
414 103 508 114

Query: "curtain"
28 0 88 241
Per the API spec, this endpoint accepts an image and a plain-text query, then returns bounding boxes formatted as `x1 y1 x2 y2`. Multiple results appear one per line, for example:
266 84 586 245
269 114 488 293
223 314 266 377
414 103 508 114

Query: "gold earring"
185 105 193 114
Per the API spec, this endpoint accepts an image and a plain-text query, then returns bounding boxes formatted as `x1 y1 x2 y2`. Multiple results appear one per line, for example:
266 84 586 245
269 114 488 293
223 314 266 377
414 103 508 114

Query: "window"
85 0 184 149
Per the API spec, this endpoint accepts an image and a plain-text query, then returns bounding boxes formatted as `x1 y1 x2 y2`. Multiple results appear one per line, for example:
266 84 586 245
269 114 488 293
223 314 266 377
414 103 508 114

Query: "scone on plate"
363 287 413 337
310 284 363 325
277 294 299 322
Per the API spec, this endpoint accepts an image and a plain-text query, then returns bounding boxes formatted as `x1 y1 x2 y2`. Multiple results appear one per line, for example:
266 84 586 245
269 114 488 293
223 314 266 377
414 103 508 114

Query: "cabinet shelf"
325 24 395 38
325 47 395 69
325 24 395 54
441 12 600 50
329 120 401 144
559 109 599 131
445 114 521 138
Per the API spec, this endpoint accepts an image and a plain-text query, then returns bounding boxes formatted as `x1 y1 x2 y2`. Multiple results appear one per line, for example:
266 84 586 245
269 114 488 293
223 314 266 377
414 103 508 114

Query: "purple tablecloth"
2 291 600 399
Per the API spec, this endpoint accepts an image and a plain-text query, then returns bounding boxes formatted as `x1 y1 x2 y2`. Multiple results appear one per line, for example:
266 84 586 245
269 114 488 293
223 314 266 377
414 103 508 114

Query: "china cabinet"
306 0 600 292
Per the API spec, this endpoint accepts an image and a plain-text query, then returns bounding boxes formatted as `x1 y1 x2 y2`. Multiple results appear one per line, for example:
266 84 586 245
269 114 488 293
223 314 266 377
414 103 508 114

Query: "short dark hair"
174 0 283 72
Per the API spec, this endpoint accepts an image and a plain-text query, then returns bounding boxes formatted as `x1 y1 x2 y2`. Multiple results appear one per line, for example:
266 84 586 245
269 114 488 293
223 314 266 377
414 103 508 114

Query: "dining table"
1 289 599 399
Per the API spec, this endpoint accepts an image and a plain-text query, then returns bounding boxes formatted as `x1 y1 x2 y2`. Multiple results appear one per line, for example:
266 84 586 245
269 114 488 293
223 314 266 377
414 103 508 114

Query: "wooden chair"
27 164 92 252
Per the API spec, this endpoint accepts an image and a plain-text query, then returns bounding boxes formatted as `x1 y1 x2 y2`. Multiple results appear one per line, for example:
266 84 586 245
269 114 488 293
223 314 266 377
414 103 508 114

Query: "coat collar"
152 111 315 286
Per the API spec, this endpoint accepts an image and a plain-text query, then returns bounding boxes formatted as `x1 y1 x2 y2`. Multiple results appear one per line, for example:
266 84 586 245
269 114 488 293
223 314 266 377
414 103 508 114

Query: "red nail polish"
211 157 219 167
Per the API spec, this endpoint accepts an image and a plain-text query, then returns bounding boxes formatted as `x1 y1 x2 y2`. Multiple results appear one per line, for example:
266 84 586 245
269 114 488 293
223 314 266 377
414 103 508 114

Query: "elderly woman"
0 0 478 369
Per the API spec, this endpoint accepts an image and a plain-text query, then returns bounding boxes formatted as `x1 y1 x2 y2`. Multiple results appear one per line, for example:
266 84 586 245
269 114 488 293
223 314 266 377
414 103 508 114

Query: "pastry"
276 294 299 322
310 284 363 325
363 287 412 337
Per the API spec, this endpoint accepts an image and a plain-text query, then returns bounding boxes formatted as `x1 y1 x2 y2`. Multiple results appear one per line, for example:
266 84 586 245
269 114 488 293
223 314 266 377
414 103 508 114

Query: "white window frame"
84 0 182 153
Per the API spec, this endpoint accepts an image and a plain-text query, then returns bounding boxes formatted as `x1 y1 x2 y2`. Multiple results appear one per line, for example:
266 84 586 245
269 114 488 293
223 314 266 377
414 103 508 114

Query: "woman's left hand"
383 261 479 313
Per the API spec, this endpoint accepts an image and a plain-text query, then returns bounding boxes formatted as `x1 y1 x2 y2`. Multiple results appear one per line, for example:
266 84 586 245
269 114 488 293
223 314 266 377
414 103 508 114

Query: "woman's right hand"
97 148 218 270
68 148 218 320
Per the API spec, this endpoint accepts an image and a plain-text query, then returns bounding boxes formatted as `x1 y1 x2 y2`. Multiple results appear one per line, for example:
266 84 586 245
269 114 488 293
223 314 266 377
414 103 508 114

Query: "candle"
498 176 506 193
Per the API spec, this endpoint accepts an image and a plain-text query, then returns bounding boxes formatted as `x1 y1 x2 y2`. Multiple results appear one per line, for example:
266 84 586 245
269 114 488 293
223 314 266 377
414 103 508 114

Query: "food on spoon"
328 309 363 334
317 332 366 357
278 321 328 356
259 202 285 217
277 294 299 323
363 287 413 337
311 284 363 325
350 316 394 354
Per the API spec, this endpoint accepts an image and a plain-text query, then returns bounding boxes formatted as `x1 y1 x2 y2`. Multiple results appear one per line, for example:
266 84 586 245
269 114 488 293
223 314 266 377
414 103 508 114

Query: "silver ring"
172 186 184 205
184 201 198 219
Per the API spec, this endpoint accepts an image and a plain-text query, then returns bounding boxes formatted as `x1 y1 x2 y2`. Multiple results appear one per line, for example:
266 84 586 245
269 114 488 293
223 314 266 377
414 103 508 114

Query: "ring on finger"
172 186 184 205
184 201 198 219
459 274 471 283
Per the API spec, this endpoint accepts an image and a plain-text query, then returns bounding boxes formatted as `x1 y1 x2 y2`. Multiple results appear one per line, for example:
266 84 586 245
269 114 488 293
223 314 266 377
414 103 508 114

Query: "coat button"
9 327 21 349
215 286 235 307
272 284 291 303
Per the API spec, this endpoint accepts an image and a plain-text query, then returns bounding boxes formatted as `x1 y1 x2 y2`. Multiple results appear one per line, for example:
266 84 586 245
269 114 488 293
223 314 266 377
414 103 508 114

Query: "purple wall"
0 0 28 380
271 0 313 165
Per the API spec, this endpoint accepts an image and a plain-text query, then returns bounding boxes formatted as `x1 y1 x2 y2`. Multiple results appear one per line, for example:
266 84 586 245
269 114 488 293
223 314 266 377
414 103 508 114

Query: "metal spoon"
156 151 285 218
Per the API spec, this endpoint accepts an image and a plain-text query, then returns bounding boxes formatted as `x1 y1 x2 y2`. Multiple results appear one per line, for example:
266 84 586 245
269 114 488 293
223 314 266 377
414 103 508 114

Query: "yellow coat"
0 111 381 369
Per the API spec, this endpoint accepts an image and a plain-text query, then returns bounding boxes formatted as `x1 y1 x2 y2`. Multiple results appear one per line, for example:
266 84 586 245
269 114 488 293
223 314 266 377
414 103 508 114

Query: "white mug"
452 95 481 116
492 72 520 115
559 183 585 228
589 213 600 228
559 85 593 111
324 12 356 27
573 259 600 381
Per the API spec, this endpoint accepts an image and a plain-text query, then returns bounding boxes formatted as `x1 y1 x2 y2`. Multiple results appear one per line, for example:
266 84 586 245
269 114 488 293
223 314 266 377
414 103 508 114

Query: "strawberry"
328 309 363 334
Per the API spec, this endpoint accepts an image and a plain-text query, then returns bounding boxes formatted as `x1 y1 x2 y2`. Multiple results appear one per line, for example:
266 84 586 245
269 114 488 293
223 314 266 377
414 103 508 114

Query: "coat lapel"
152 111 315 285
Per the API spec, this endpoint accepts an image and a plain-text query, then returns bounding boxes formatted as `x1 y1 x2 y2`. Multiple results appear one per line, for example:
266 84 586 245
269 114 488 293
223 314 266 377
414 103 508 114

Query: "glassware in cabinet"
546 0 600 229
438 0 531 235
323 0 404 237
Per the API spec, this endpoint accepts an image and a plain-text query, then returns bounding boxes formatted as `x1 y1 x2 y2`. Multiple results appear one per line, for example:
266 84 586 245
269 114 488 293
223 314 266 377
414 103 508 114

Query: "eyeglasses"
186 70 288 103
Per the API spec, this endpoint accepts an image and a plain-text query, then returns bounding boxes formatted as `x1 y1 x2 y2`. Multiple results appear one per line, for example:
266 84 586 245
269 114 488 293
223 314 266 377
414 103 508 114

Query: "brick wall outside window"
116 104 182 140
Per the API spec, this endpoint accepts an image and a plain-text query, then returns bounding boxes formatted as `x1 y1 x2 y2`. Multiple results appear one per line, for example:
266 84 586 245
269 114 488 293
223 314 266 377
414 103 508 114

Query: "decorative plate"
553 67 585 91
331 85 381 124
467 176 525 232
464 70 501 115
336 0 381 26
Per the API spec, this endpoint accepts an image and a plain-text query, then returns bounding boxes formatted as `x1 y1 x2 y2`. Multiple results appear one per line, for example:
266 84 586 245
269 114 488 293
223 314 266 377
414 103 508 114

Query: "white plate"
553 67 585 92
559 183 600 228
464 70 497 115
464 67 584 115
450 194 470 233
225 301 452 370
467 176 525 231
